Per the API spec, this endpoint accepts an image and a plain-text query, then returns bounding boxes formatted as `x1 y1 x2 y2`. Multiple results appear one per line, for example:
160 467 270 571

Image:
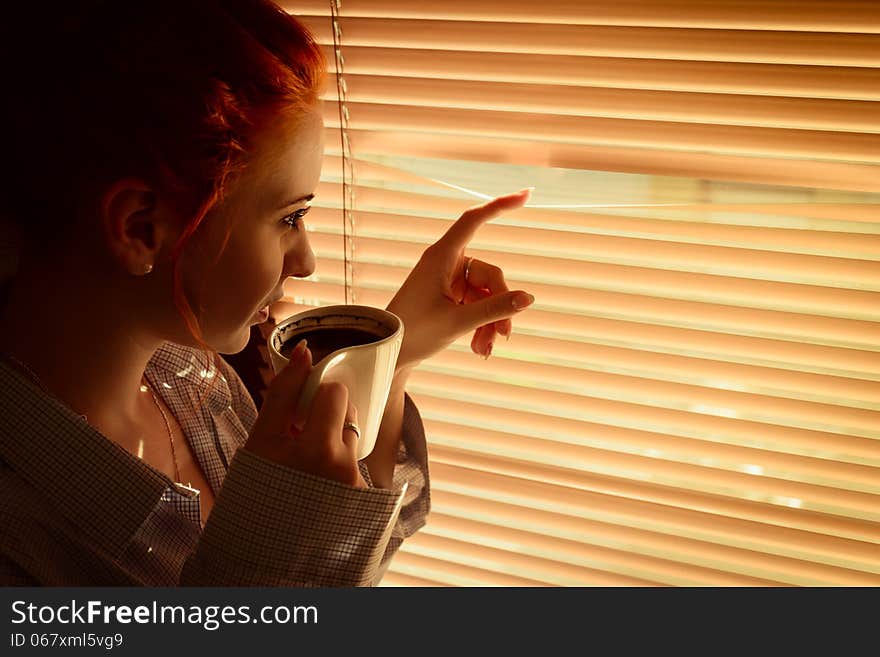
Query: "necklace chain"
144 379 181 484
1 351 182 484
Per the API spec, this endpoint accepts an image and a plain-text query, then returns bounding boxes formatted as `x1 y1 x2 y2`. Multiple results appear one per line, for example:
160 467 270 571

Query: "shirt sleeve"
180 448 408 586
190 358 431 586
360 392 431 580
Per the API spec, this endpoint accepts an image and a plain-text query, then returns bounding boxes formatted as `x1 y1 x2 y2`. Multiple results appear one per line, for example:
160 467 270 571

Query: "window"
272 1 880 586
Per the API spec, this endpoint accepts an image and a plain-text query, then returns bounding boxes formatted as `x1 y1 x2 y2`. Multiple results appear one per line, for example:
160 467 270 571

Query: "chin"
213 322 255 356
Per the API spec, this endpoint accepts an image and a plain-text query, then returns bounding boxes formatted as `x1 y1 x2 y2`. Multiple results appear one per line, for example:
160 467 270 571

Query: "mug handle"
293 350 347 431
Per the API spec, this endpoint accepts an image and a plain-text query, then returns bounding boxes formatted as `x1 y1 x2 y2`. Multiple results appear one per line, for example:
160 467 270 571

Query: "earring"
143 263 153 274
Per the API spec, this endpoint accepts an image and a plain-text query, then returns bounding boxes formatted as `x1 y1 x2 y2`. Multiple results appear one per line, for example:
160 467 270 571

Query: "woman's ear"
100 178 167 275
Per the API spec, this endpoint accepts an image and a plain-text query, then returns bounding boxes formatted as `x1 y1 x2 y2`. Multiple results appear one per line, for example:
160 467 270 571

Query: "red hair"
3 0 326 405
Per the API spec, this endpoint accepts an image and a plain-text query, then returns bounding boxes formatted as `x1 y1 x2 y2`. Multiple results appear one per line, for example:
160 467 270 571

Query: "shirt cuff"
393 392 431 539
183 448 408 587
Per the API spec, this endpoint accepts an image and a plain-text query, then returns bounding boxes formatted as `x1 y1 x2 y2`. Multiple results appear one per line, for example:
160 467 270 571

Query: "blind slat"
418 343 880 430
324 102 880 164
408 390 880 472
385 550 550 587
288 1 880 33
428 461 880 581
426 490 874 587
397 528 665 586
320 46 880 101
423 420 880 518
423 418 879 497
272 290 880 382
377 570 450 587
308 206 880 270
410 405 880 544
313 175 880 229
303 226 880 322
331 74 880 132
301 235 880 346
305 207 880 290
421 511 784 586
326 128 880 192
408 368 880 446
300 16 880 65
298 272 880 356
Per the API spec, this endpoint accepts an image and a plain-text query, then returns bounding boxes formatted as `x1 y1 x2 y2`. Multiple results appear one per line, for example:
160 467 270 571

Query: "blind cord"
330 0 356 305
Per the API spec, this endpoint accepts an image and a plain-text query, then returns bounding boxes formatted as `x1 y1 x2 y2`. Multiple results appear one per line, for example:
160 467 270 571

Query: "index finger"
438 188 531 251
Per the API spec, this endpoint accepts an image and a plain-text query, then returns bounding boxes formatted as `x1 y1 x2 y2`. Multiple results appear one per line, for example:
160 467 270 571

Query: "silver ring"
343 421 361 440
464 256 473 283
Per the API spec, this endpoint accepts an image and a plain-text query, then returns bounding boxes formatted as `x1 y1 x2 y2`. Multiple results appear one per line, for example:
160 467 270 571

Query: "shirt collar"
148 341 231 417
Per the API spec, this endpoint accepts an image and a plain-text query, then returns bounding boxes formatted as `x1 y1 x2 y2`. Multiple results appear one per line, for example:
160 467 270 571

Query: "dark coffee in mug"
280 325 387 366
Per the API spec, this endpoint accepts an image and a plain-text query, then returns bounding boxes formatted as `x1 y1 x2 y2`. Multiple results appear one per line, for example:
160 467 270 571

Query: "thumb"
257 339 313 435
459 290 535 330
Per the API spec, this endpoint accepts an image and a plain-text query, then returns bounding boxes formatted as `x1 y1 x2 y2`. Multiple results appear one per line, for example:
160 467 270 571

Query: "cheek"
190 239 279 310
230 243 282 298
241 234 289 294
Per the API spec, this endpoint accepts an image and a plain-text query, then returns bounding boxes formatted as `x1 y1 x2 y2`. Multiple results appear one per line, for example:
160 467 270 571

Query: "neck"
0 260 163 442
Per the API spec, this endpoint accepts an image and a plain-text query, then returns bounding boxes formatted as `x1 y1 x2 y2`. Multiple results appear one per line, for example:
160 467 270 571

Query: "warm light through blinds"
272 1 880 586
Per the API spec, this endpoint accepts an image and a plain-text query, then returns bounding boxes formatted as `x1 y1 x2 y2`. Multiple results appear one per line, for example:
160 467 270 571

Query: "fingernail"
289 339 307 364
512 292 535 310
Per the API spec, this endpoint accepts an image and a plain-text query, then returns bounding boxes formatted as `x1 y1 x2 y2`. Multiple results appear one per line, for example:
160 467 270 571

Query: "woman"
0 0 534 586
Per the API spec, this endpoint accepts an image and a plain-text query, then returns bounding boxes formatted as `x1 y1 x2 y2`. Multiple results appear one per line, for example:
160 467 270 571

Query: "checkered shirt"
0 341 429 586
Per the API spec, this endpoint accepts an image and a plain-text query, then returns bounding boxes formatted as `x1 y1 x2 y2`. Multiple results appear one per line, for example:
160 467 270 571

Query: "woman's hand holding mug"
245 339 367 488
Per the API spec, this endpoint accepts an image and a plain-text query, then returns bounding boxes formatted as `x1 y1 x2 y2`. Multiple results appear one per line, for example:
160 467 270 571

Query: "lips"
253 295 283 321
253 305 270 323
257 296 283 315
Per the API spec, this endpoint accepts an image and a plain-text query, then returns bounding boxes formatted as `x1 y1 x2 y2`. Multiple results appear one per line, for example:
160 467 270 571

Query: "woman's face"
180 108 324 354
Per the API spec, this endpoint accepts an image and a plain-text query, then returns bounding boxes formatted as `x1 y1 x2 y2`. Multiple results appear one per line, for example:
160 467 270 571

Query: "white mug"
267 305 404 460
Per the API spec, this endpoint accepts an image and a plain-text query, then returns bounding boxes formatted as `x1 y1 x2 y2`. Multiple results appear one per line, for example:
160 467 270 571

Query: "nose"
283 238 316 280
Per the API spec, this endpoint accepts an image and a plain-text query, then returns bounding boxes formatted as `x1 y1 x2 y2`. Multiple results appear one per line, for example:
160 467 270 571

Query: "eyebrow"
277 194 315 210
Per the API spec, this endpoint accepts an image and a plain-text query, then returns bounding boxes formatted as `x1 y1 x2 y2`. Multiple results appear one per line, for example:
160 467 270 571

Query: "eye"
280 206 311 231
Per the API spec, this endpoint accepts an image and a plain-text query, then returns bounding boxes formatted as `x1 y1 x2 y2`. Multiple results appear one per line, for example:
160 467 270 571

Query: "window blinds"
266 1 880 586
